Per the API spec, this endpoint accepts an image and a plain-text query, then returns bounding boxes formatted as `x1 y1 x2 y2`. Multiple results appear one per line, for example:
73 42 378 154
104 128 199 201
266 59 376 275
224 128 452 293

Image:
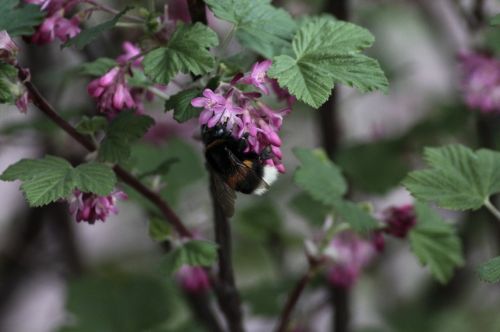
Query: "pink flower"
54 16 81 42
0 30 18 64
117 42 143 67
26 1 82 44
239 60 273 94
68 190 127 224
382 205 416 238
459 52 500 114
87 67 136 114
15 91 29 114
326 231 378 288
176 266 211 293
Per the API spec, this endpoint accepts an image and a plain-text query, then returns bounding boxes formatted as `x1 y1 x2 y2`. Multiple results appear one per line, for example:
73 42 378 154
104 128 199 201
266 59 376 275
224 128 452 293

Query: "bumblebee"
202 125 278 216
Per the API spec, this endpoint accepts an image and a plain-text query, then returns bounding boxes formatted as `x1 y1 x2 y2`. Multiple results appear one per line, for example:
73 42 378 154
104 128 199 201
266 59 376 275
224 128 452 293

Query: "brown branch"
209 171 244 332
17 66 193 239
274 261 319 332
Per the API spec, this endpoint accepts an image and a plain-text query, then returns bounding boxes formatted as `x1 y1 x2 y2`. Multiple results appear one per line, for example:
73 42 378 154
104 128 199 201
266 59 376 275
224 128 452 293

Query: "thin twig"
83 0 145 23
209 170 245 332
17 66 193 239
484 199 500 221
274 261 320 332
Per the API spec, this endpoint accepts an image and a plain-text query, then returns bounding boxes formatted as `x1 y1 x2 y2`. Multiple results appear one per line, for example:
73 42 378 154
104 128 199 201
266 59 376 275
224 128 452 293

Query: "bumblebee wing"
226 149 270 191
208 165 236 218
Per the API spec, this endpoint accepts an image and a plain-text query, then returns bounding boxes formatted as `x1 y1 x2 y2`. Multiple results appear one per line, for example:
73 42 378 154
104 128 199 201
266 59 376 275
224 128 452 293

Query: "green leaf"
478 256 500 283
268 16 388 108
289 192 331 226
3 156 75 206
78 58 117 76
0 0 44 36
138 158 179 180
60 274 171 332
164 88 203 123
204 0 296 58
148 217 171 242
143 23 218 84
332 200 378 233
0 62 18 104
63 7 131 49
490 14 500 26
293 148 347 205
99 112 155 164
0 156 116 207
75 116 108 135
409 202 464 283
160 240 218 276
74 162 117 196
236 201 282 242
403 145 500 211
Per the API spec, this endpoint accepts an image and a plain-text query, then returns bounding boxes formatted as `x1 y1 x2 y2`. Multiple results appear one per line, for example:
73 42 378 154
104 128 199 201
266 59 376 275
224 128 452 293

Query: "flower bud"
0 31 18 64
382 205 416 238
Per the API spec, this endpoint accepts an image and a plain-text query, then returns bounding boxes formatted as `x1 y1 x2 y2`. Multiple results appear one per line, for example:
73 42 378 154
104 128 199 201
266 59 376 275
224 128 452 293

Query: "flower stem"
84 0 144 23
274 261 320 332
16 66 192 239
484 199 500 221
147 86 171 100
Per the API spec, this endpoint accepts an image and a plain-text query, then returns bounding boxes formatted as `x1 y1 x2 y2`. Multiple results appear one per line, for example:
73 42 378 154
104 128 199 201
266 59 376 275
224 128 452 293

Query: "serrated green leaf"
204 0 296 58
99 112 155 164
478 256 500 283
409 202 464 283
160 240 218 276
332 199 378 233
63 7 131 49
164 88 203 123
17 157 75 207
0 0 44 36
148 217 171 242
143 23 218 84
0 62 18 104
75 116 108 135
1 156 117 207
293 148 347 205
268 16 388 108
74 163 116 196
403 145 500 211
78 58 117 76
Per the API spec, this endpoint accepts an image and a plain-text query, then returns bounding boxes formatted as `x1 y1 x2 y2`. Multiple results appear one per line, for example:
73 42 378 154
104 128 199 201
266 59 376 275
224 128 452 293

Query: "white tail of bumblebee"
253 165 279 195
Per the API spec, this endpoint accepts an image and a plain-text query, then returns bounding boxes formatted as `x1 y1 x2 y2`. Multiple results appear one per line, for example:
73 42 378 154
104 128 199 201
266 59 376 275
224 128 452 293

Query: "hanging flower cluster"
191 60 293 173
382 204 416 238
87 42 162 115
68 189 127 224
458 52 500 114
24 0 82 44
325 231 378 288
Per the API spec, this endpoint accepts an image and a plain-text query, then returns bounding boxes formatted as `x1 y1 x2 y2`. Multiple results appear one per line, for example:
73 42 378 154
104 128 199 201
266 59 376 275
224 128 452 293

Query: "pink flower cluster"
191 60 293 173
326 231 378 288
25 0 82 44
68 189 127 224
382 204 416 238
87 42 159 115
459 52 500 114
176 265 211 293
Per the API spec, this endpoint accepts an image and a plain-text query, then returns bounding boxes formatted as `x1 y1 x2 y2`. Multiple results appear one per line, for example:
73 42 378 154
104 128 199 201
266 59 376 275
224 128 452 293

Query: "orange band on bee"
243 160 253 168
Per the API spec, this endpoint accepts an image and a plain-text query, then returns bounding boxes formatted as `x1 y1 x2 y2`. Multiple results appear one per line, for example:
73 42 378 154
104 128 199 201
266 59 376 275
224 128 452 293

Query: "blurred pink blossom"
382 204 416 238
116 42 143 67
68 190 127 224
459 52 500 114
176 266 211 293
327 232 378 288
0 30 19 64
